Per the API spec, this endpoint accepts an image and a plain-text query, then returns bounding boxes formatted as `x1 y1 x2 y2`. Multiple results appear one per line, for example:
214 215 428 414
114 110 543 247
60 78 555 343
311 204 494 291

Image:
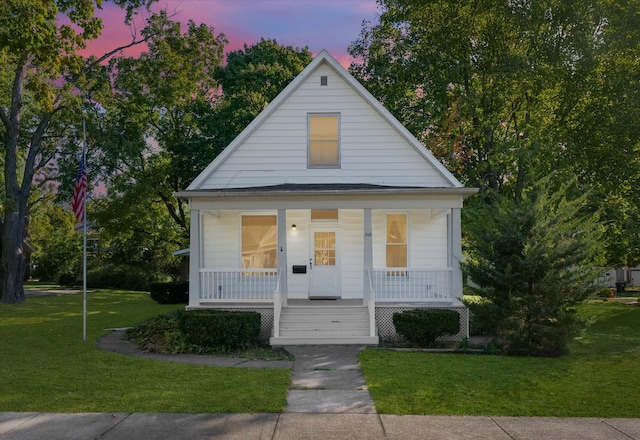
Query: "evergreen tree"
464 177 605 356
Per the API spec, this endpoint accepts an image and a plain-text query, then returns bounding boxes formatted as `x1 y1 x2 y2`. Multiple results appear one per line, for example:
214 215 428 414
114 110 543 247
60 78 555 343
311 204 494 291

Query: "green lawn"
0 290 290 413
359 300 640 417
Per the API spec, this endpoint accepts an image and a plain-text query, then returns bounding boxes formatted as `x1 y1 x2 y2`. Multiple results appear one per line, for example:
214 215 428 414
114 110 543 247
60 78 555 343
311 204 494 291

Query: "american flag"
72 155 87 223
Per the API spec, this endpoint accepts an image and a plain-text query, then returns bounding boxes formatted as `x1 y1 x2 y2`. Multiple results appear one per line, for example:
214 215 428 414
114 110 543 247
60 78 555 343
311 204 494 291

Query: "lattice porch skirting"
198 305 468 344
375 305 469 343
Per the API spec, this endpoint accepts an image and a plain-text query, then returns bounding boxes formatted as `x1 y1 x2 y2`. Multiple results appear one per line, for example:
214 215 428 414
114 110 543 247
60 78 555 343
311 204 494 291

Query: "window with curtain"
386 214 407 268
308 114 339 167
241 216 277 269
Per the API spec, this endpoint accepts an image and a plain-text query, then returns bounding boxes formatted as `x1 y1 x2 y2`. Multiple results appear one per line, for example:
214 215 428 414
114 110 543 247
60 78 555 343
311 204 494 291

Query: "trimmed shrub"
178 310 261 352
393 309 460 347
150 282 189 304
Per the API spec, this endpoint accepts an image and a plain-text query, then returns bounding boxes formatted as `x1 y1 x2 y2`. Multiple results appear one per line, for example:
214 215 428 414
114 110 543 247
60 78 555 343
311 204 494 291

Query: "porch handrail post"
367 269 376 337
273 270 282 338
189 209 201 306
274 209 287 339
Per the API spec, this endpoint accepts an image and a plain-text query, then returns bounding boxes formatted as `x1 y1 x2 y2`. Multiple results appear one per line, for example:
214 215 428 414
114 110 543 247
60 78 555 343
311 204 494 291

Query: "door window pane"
242 216 277 268
314 232 336 266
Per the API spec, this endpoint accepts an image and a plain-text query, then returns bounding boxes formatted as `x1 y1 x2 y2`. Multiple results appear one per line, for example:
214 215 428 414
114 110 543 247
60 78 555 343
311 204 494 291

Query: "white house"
176 50 477 345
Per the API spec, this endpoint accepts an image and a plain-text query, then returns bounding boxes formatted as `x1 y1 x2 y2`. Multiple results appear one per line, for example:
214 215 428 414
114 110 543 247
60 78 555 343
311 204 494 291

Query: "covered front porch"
183 186 472 345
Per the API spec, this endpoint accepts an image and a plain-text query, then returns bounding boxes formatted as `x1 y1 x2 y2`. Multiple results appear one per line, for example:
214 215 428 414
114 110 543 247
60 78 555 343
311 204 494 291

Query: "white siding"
372 210 386 268
286 210 310 298
409 210 448 267
200 64 451 189
372 209 448 269
201 211 238 268
340 209 364 299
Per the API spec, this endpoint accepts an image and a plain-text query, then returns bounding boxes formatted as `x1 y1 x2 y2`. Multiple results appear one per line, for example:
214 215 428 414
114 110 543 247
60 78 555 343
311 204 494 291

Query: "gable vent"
320 75 328 86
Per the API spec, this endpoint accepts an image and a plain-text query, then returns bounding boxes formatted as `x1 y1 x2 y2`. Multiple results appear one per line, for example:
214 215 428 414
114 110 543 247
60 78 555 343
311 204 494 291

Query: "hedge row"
177 310 261 352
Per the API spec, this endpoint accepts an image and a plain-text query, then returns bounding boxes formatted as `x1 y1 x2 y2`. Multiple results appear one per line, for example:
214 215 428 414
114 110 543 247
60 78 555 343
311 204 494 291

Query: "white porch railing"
370 268 453 302
200 269 279 301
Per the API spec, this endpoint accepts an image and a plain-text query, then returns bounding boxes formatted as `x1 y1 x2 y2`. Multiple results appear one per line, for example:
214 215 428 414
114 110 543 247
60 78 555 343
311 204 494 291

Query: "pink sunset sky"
84 0 380 66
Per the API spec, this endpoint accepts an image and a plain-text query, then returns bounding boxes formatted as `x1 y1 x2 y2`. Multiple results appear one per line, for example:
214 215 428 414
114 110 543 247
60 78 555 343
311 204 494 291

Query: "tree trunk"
1 209 26 304
0 63 29 303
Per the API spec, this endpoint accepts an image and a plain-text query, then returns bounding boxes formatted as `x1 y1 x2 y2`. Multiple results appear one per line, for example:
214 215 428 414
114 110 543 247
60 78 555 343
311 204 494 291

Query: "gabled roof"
186 50 463 191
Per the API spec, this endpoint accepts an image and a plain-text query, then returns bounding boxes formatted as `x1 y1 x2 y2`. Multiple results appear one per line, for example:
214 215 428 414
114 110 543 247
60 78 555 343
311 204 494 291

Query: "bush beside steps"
125 309 260 354
393 309 460 347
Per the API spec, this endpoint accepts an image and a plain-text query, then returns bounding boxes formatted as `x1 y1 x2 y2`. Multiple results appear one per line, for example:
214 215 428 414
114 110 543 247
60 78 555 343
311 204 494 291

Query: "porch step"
271 336 379 345
271 303 379 346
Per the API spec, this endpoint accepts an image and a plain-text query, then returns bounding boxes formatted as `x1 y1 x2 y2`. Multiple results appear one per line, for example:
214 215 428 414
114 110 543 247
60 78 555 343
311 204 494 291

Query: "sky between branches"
83 0 378 66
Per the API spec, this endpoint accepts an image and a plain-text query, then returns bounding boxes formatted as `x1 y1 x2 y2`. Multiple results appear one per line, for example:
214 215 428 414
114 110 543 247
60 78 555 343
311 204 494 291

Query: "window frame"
307 113 341 169
240 214 278 270
385 212 408 271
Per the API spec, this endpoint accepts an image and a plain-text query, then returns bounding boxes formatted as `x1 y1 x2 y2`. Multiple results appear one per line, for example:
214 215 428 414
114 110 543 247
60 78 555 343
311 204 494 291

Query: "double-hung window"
386 214 407 273
308 113 340 168
241 215 277 269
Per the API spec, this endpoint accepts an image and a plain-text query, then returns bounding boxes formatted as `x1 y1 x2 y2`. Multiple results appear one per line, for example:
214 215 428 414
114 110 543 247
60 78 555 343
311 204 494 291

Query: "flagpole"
82 118 88 342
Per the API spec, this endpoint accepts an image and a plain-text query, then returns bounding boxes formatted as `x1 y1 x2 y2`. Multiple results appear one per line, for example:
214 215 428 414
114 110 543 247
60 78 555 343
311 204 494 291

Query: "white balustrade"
370 268 453 302
199 269 279 301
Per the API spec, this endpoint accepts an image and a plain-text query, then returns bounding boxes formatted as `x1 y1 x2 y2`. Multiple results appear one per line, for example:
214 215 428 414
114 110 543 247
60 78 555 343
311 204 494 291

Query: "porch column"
448 208 463 298
363 208 373 296
364 208 375 337
188 209 201 307
277 209 288 299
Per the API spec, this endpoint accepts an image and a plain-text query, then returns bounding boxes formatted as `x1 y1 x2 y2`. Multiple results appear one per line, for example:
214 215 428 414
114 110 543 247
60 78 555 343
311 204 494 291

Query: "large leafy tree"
0 0 159 303
96 14 227 242
28 187 81 283
348 0 640 264
208 39 313 153
93 38 312 259
90 180 184 285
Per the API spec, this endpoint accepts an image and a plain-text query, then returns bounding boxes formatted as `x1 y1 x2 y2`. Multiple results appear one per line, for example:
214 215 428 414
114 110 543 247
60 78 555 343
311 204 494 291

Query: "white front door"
309 226 341 298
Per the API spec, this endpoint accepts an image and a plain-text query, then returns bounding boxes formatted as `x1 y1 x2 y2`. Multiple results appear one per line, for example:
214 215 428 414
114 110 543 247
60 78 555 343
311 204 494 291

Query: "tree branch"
157 189 186 230
85 36 152 70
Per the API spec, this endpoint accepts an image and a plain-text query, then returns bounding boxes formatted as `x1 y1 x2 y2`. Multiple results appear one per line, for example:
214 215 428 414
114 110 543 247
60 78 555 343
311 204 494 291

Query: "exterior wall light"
291 224 297 230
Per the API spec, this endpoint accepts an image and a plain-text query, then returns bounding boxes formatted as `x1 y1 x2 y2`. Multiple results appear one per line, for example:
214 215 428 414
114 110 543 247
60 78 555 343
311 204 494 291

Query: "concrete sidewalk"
2 412 640 440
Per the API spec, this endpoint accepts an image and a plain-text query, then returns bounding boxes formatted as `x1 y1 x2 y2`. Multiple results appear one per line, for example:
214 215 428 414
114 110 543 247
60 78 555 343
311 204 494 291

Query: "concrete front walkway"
285 345 376 413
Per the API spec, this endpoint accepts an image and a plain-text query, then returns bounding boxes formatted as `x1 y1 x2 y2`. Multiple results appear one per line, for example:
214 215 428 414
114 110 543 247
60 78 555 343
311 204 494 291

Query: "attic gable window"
308 113 340 168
